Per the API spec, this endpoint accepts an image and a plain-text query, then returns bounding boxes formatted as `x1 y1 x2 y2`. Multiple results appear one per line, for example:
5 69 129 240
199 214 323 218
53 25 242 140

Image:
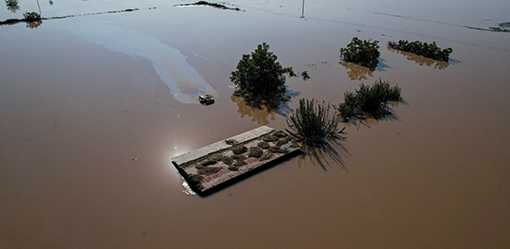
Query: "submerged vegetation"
340 37 380 69
231 43 295 109
1 7 154 27
301 71 310 81
338 79 403 122
286 99 348 170
5 0 19 13
286 98 346 147
388 40 453 62
23 12 42 22
0 11 42 26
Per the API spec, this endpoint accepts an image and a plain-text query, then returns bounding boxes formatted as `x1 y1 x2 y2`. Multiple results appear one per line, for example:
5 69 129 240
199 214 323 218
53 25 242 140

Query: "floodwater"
1 0 509 248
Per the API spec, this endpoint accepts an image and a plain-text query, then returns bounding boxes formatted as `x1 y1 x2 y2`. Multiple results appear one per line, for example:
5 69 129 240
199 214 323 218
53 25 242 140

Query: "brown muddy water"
1 0 510 248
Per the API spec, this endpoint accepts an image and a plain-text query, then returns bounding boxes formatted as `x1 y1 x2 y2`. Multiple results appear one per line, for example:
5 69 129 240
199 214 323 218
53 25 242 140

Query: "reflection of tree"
26 20 42 29
231 95 275 125
297 136 349 171
347 108 398 127
390 49 449 70
5 0 19 13
340 61 374 81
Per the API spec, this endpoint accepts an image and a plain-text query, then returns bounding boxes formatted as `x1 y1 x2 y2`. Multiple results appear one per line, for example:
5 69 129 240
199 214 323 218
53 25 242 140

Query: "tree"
230 43 295 109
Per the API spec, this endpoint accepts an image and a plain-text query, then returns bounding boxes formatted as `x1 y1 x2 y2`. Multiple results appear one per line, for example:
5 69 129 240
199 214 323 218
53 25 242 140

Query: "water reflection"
297 134 349 171
26 20 42 28
231 95 276 125
4 0 18 13
340 99 403 127
389 48 449 70
348 109 399 127
340 61 374 80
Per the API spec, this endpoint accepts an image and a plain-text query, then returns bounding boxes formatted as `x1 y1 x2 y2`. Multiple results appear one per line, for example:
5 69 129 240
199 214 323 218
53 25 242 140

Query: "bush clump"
338 79 403 122
388 40 453 62
231 43 295 109
340 37 380 69
23 11 41 22
5 0 19 13
286 98 346 147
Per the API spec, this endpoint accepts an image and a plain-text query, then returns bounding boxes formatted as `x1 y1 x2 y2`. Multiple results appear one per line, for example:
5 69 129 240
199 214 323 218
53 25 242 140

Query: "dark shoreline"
0 7 156 27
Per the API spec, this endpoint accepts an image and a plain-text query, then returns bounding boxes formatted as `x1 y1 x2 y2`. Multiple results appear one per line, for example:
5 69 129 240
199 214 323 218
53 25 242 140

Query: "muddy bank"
464 22 510 32
175 1 242 11
0 7 156 27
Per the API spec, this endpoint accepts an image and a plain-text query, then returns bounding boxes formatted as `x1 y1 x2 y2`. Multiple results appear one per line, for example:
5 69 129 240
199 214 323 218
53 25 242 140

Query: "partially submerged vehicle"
198 94 215 105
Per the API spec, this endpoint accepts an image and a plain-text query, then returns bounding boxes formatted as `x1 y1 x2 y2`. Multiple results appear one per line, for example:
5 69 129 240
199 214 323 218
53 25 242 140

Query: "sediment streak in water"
61 21 217 104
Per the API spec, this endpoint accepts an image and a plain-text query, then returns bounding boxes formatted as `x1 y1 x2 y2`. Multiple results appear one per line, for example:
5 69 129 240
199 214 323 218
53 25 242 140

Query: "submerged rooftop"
171 126 301 195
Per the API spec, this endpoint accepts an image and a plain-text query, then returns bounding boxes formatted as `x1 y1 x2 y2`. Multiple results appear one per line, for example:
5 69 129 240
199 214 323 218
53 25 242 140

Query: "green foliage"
338 79 403 122
5 0 19 13
286 99 346 147
23 11 42 22
231 43 295 109
340 37 380 69
388 40 453 62
301 71 310 80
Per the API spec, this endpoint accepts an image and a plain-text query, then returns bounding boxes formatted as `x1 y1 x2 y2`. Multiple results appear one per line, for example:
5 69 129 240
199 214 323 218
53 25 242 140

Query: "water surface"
1 1 509 248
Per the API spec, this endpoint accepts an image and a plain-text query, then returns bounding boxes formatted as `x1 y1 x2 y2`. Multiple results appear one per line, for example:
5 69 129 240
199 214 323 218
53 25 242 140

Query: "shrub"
230 43 295 109
340 37 380 69
301 71 310 80
5 0 19 12
23 11 42 22
286 98 346 147
338 79 403 122
388 40 453 62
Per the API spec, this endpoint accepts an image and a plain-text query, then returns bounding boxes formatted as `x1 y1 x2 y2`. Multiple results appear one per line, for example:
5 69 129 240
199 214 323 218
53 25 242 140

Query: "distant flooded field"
1 0 509 249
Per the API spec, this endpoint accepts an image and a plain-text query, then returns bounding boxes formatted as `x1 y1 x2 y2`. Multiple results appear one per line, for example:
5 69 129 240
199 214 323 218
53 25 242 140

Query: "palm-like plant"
286 98 346 147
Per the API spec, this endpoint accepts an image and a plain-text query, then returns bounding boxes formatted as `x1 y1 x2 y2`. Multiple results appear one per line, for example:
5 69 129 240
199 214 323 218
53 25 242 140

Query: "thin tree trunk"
301 0 305 18
36 0 42 16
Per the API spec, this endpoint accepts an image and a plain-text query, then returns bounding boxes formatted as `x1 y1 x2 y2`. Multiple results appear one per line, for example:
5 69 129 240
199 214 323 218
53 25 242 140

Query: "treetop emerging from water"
340 37 380 69
388 40 453 62
230 43 295 109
